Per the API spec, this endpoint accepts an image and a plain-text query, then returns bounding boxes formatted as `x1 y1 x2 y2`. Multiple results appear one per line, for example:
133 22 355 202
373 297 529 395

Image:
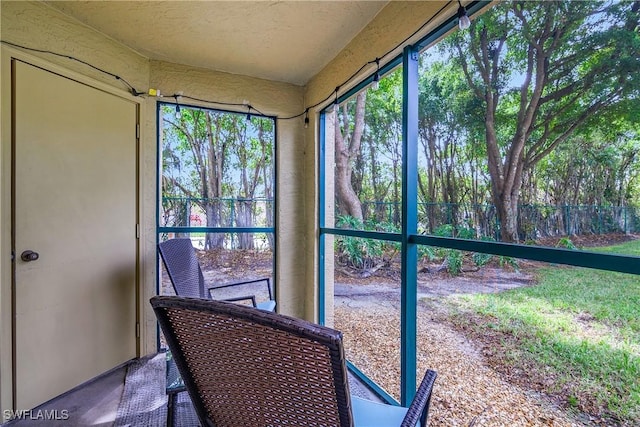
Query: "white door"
13 60 138 409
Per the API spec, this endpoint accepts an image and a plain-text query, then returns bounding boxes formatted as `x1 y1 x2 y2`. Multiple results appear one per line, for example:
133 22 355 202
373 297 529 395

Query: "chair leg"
166 391 176 427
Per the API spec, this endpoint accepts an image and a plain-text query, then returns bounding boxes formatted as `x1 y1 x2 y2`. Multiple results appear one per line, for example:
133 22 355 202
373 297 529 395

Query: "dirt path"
334 277 590 426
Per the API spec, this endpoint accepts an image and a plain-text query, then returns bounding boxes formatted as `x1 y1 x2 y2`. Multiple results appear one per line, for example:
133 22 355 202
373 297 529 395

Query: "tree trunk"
236 199 254 250
205 202 225 249
335 92 366 221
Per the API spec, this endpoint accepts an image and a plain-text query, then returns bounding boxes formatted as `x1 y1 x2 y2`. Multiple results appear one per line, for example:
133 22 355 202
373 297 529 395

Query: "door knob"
21 250 39 262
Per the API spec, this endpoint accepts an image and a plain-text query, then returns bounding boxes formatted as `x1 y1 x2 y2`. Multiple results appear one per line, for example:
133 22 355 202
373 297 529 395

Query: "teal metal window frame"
156 101 277 235
155 101 278 331
318 0 640 407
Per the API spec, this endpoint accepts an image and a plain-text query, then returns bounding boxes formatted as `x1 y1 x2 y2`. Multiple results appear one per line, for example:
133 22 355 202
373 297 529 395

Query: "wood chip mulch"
335 304 590 427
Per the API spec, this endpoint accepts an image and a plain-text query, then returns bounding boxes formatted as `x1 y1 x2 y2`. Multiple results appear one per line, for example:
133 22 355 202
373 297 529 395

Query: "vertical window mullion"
318 112 327 325
401 45 419 406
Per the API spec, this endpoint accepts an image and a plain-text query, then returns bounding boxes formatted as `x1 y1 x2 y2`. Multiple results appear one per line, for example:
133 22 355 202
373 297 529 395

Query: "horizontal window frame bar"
158 227 274 234
412 235 640 275
320 228 640 275
321 227 402 242
346 361 399 406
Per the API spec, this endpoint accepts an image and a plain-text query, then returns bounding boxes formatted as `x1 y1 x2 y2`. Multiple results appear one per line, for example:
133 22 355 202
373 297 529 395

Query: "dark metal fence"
161 197 275 250
161 197 274 228
361 201 639 240
163 197 638 241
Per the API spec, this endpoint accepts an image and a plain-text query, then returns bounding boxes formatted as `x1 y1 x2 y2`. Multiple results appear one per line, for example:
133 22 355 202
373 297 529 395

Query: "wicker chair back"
152 296 353 427
158 238 206 299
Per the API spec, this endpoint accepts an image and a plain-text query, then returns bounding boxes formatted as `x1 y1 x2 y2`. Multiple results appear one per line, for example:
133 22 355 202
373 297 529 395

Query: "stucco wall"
0 1 150 91
0 0 152 412
0 0 305 412
0 0 460 412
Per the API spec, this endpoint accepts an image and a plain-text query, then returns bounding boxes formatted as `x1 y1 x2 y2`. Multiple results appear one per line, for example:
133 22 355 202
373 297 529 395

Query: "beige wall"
0 0 150 413
0 0 305 412
1 0 458 412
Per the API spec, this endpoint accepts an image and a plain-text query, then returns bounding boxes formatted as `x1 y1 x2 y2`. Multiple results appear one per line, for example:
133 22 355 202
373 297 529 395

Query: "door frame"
0 46 144 412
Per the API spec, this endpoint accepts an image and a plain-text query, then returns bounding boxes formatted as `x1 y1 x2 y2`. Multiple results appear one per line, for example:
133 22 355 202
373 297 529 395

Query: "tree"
163 108 230 248
232 116 274 250
335 92 367 221
162 107 276 250
449 0 640 241
418 58 475 231
365 69 403 225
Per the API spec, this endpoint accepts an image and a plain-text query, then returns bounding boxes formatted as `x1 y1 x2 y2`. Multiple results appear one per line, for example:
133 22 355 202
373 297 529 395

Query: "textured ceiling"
45 1 388 86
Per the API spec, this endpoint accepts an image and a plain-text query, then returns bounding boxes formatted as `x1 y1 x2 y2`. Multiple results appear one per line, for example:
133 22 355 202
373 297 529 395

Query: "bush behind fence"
362 201 639 241
162 197 274 228
162 197 639 241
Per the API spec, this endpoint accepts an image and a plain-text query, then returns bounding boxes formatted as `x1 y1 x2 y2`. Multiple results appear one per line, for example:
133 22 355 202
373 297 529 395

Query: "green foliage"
498 256 519 272
160 105 276 250
438 1 638 238
590 239 640 257
472 251 493 267
418 245 437 261
445 250 463 276
433 224 454 237
335 215 388 271
429 224 459 274
457 226 476 240
333 0 639 243
556 237 578 250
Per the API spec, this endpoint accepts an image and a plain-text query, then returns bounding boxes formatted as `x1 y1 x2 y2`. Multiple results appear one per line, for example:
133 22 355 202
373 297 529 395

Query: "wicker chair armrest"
400 369 437 427
206 278 273 300
221 295 257 307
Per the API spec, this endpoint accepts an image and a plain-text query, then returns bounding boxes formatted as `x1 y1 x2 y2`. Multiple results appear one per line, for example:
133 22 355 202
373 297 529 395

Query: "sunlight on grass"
588 239 640 257
446 239 640 423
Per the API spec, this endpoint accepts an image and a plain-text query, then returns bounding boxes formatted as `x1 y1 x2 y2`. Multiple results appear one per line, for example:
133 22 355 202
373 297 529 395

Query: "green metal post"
318 112 326 325
401 45 418 407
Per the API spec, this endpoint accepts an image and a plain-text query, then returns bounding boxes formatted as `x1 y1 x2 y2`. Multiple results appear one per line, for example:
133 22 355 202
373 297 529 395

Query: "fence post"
599 206 603 234
388 202 393 225
230 199 236 249
186 197 191 227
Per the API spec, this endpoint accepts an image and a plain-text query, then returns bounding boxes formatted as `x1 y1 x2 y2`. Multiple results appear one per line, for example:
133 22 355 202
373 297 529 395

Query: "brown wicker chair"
158 238 276 311
151 296 437 427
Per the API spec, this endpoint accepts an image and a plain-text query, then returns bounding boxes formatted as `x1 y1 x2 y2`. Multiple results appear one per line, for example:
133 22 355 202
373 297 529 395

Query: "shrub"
556 237 578 250
335 215 385 271
473 251 493 267
446 250 463 276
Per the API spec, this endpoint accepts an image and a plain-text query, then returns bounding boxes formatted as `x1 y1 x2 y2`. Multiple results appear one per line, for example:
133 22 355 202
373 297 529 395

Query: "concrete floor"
1 356 382 427
3 364 126 426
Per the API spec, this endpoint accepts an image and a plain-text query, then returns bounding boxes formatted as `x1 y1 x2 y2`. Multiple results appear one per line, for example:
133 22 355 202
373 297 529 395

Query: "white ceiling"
45 1 389 86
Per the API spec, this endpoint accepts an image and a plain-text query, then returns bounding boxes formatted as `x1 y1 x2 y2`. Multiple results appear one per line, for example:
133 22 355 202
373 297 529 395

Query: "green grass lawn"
445 238 640 424
589 239 640 256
